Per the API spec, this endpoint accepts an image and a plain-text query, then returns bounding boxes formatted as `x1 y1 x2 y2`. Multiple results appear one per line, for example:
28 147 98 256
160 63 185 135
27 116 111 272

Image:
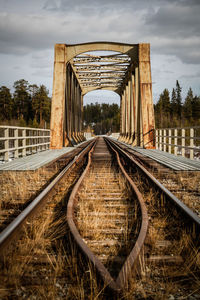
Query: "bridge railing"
0 125 50 162
155 127 200 160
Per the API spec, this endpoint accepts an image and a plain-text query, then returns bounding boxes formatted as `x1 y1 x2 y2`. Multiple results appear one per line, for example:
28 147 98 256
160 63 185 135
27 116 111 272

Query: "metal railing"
155 127 200 160
0 125 50 161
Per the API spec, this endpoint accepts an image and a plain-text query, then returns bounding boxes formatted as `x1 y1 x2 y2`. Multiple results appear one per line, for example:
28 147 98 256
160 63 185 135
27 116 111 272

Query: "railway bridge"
50 42 155 149
1 42 199 170
0 43 200 299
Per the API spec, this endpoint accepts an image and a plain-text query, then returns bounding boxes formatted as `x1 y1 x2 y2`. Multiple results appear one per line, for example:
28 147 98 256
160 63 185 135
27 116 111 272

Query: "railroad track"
67 137 148 291
0 140 93 233
105 137 200 297
67 137 200 295
107 138 200 235
0 139 95 253
112 138 200 218
0 137 199 298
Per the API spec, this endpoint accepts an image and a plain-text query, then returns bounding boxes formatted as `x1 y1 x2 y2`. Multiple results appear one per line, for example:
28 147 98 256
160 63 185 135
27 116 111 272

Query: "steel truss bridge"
50 42 155 149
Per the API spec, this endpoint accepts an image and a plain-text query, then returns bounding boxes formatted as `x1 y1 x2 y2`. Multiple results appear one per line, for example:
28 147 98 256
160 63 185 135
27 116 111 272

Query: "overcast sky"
0 0 200 105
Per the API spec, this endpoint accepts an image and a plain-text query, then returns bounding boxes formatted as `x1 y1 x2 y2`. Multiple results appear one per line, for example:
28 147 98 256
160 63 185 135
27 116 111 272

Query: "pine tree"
0 86 13 121
154 89 171 128
183 87 193 124
170 88 176 124
32 85 51 127
83 102 120 134
13 79 30 122
175 80 182 123
192 96 200 125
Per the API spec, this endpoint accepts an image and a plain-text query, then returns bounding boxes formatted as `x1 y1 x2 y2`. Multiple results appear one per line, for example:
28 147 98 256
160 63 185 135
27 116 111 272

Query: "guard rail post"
14 128 19 158
0 125 51 162
190 128 194 160
164 129 166 152
22 129 26 157
155 126 200 160
168 129 172 154
174 129 178 156
4 128 9 161
155 129 158 149
159 129 162 151
182 128 185 157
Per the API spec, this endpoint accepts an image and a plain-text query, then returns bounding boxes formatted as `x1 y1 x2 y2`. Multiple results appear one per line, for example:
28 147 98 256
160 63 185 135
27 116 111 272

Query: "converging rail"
0 139 95 253
67 137 148 291
108 137 200 238
0 136 200 296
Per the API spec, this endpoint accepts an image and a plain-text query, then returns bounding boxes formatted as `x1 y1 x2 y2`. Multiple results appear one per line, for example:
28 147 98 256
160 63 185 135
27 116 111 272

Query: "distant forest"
154 80 200 128
83 103 120 135
83 81 200 133
0 79 51 128
0 79 199 132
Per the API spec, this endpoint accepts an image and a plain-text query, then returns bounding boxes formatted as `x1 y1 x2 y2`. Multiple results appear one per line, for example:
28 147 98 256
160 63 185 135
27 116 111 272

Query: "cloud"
144 1 200 64
0 12 98 54
0 0 200 100
146 3 200 37
0 10 143 56
43 0 58 10
181 71 200 79
1 0 199 67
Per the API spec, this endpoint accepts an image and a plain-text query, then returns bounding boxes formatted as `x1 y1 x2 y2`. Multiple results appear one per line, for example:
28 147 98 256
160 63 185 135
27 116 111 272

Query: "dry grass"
75 161 139 270
0 167 59 232
122 169 200 299
0 159 199 299
155 170 200 217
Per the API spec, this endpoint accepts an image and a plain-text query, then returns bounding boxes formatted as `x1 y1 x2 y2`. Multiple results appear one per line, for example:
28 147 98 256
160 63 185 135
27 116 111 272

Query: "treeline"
83 102 120 135
155 80 200 128
0 79 51 128
1 79 199 132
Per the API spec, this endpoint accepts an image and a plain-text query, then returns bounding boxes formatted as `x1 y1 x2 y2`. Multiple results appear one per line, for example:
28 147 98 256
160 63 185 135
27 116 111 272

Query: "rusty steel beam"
50 42 155 149
50 44 66 149
77 71 126 75
138 44 155 148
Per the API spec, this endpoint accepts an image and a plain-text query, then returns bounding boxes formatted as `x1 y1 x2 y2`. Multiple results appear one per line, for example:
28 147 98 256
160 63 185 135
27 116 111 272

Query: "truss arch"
50 42 155 148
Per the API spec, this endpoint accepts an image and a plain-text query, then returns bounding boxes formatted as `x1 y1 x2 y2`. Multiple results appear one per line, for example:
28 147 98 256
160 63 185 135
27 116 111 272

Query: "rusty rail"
0 139 96 254
67 138 148 291
106 137 200 239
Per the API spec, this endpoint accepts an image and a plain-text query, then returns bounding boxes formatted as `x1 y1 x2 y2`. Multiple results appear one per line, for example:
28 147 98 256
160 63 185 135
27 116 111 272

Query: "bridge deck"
133 148 200 171
115 140 200 171
0 147 74 171
1 139 199 172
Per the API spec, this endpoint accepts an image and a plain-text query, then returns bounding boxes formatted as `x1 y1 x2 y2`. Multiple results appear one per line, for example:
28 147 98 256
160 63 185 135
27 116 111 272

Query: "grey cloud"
43 0 58 10
164 70 174 74
46 0 164 13
32 69 52 78
0 13 77 54
0 0 200 69
0 9 143 56
146 3 200 37
150 36 200 64
13 66 21 70
1 0 47 13
144 2 200 64
181 71 200 79
179 0 200 6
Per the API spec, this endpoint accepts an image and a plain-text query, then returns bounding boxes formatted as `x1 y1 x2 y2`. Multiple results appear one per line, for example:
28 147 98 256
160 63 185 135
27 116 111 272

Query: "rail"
0 125 50 161
0 139 95 253
107 137 200 238
155 127 200 160
67 137 148 291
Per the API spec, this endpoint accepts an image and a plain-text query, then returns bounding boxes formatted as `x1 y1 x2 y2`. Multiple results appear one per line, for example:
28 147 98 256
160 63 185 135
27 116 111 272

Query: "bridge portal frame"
50 42 155 149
